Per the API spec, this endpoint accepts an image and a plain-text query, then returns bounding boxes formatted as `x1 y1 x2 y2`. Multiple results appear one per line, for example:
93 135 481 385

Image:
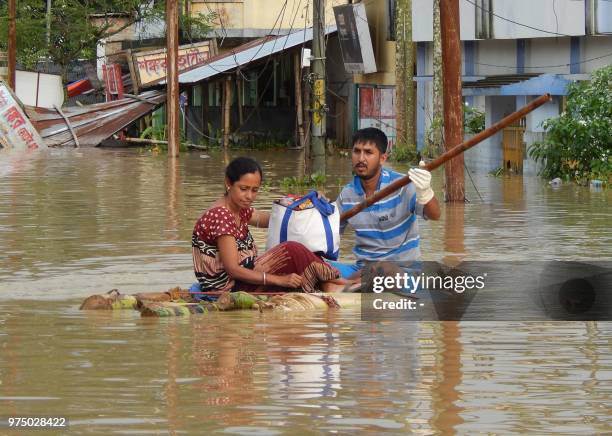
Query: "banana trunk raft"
79 288 364 317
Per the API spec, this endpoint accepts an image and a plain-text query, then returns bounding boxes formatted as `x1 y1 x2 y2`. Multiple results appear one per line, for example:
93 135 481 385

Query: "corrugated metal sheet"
26 90 165 147
462 74 540 89
176 25 337 84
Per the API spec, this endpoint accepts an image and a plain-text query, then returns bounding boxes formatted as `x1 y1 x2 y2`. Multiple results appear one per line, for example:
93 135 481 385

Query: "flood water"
0 148 610 434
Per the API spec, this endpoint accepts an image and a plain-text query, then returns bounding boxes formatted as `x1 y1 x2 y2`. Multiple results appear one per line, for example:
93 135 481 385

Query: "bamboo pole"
236 73 244 126
340 94 552 222
166 0 180 157
294 52 305 148
123 137 207 149
223 76 232 148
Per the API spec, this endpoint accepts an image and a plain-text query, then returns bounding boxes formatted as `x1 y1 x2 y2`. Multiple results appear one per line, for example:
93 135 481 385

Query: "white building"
412 0 612 174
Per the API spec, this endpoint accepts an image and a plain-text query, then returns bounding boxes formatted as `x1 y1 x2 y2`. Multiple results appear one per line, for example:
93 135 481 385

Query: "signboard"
333 3 377 74
0 82 46 150
15 70 64 109
133 40 218 88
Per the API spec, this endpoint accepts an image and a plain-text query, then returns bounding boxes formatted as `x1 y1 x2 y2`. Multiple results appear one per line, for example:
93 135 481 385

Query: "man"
331 127 441 279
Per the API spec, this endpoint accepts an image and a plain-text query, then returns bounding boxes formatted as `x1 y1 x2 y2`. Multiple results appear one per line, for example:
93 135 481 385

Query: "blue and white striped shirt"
336 167 425 263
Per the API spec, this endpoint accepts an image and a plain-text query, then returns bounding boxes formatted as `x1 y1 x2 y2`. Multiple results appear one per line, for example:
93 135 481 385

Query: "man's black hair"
225 157 263 184
352 127 388 154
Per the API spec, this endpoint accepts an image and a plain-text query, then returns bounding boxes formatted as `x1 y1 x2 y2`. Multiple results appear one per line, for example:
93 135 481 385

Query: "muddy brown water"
0 148 610 434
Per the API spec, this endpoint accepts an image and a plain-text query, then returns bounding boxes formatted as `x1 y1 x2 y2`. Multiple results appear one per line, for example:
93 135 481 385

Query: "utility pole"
7 0 16 90
311 0 326 174
46 0 52 71
166 0 180 157
440 0 464 202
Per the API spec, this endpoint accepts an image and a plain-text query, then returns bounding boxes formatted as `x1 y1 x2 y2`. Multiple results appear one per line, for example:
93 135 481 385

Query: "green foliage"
390 144 418 163
235 138 289 150
488 167 504 177
140 124 166 141
423 116 444 158
0 0 215 78
464 104 485 135
528 65 612 184
279 172 326 194
181 11 218 41
139 124 187 152
421 105 484 159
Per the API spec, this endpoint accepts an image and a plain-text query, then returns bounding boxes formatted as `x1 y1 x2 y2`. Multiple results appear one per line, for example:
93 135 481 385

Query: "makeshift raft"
80 288 364 317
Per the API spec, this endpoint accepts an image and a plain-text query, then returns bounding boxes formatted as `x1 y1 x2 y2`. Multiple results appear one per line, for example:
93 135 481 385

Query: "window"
475 0 493 39
387 0 396 41
208 82 221 107
192 85 202 107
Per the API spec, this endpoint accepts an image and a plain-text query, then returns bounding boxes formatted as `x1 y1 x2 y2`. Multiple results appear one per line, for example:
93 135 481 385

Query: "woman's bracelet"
262 271 267 285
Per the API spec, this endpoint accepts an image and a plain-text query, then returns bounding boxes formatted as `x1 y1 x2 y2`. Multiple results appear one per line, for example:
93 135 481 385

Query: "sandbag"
266 191 339 259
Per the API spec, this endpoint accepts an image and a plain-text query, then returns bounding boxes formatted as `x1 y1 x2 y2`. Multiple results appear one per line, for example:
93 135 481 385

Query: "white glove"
408 161 434 205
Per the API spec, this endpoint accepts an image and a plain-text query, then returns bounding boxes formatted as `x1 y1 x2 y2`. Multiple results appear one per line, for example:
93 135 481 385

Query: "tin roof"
26 90 165 147
462 74 574 96
462 74 540 89
175 25 337 84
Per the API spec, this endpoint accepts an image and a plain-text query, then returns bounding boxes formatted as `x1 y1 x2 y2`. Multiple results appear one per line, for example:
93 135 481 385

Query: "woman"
192 157 350 293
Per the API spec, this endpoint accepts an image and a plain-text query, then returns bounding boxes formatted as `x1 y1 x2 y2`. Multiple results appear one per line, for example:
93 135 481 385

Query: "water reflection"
431 322 464 434
267 317 341 401
0 301 610 433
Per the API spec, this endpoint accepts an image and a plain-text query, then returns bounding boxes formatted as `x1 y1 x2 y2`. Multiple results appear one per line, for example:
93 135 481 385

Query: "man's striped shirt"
336 167 425 264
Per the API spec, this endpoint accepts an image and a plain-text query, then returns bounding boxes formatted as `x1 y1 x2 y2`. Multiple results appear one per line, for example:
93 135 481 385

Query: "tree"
395 0 415 149
430 0 444 155
0 0 215 80
529 65 612 184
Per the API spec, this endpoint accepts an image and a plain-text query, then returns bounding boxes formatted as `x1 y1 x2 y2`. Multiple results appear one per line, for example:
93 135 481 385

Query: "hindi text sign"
0 83 46 150
133 40 218 88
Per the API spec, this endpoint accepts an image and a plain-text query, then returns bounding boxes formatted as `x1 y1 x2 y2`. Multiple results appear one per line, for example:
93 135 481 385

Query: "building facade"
411 0 612 174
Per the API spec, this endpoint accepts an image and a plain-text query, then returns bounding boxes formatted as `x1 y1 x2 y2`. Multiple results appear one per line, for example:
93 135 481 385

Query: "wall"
191 0 344 37
413 0 586 41
475 39 517 76
326 36 354 145
492 0 584 39
464 95 515 172
581 36 612 73
352 0 396 86
412 0 475 41
526 38 572 75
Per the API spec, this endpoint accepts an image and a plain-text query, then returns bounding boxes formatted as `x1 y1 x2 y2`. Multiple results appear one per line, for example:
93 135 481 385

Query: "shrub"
528 65 612 184
390 144 418 163
464 104 485 135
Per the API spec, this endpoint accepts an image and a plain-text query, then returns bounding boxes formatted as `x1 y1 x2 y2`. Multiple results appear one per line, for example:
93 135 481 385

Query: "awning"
175 25 337 85
463 74 574 96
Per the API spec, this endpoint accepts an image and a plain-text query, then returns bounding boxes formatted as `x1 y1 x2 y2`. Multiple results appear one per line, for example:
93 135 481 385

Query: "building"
176 0 356 147
411 0 612 174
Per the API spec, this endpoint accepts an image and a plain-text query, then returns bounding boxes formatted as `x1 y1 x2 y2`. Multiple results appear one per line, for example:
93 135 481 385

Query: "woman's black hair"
225 157 263 184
